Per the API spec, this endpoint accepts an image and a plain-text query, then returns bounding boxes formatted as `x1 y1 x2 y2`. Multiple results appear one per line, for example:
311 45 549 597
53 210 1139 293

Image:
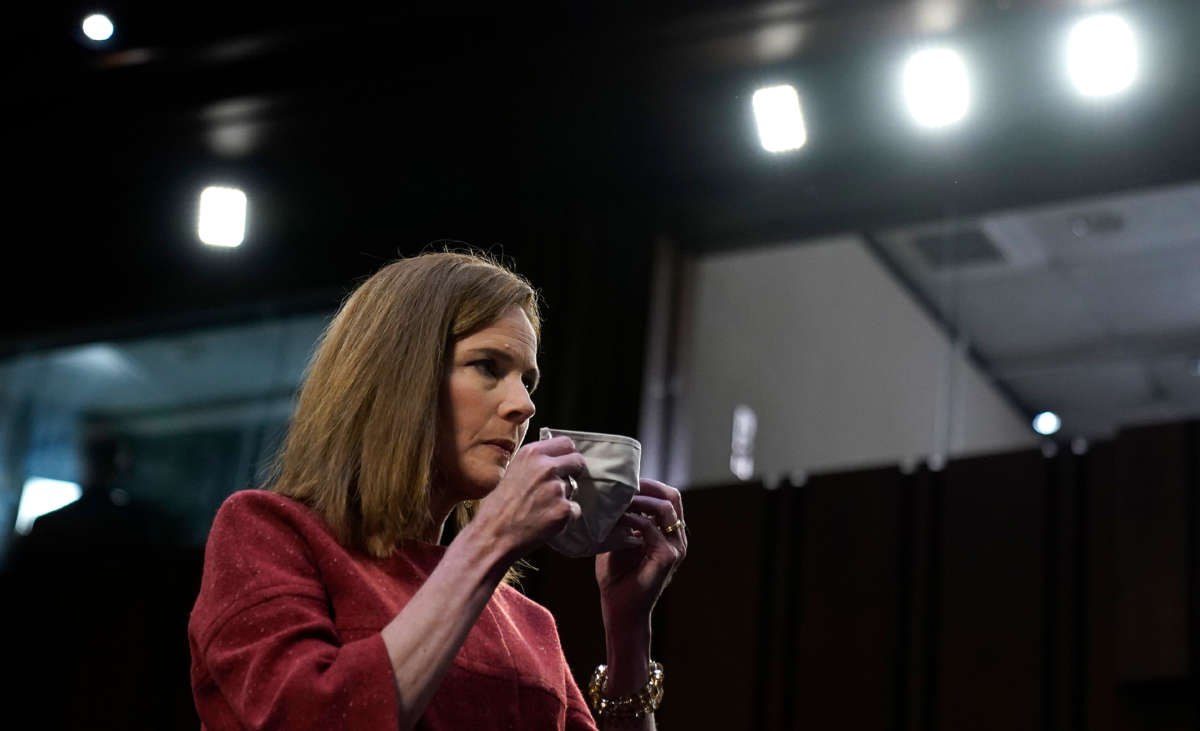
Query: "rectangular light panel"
752 84 808 153
198 186 247 247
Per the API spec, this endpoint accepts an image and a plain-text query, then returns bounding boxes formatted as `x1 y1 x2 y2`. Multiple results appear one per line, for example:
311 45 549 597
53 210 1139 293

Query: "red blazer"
188 490 596 730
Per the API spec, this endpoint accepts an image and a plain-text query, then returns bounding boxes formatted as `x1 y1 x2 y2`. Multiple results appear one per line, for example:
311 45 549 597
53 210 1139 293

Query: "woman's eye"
472 360 498 378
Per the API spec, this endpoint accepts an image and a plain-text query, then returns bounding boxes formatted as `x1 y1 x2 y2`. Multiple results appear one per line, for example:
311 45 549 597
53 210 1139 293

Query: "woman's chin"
462 467 504 499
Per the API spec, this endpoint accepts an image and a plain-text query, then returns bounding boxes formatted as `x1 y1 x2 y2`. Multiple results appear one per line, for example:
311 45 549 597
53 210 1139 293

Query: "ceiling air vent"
910 227 1005 270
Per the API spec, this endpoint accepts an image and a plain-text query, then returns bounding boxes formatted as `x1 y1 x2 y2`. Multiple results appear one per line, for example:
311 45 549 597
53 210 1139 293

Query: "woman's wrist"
450 519 515 586
601 617 652 695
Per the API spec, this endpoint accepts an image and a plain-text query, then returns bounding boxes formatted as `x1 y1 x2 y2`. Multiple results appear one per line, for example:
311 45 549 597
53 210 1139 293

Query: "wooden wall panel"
903 468 937 731
759 483 801 730
1084 443 1117 731
652 482 772 730
792 467 905 730
936 450 1048 731
1049 452 1080 731
1114 423 1192 683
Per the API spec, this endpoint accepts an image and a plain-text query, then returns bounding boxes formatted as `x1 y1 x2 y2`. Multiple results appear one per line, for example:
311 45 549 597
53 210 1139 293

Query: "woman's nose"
500 377 536 422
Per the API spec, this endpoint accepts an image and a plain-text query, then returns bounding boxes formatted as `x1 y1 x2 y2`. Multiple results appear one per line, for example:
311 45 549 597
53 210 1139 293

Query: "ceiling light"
752 85 808 153
1065 14 1137 98
902 47 970 128
82 14 115 42
1032 411 1061 436
198 186 247 248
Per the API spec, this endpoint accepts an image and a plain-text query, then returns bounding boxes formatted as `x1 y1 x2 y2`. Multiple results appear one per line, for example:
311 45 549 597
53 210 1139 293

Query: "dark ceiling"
5 0 1199 355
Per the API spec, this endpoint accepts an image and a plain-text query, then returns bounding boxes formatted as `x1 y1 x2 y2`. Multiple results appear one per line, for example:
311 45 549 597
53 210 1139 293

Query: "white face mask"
539 427 641 557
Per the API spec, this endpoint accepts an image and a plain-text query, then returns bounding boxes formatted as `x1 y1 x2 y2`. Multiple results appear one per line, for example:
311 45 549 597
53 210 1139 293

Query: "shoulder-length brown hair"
268 251 541 561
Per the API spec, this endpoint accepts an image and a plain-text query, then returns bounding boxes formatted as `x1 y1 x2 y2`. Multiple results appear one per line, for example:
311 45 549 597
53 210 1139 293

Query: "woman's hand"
593 478 686 703
595 479 688 632
471 436 585 563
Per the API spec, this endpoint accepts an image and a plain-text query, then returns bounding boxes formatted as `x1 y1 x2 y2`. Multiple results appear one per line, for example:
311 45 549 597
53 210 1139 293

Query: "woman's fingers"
616 512 667 549
639 478 685 525
479 436 588 555
627 494 686 551
617 512 685 574
550 453 587 480
533 435 577 457
627 495 678 529
599 514 647 552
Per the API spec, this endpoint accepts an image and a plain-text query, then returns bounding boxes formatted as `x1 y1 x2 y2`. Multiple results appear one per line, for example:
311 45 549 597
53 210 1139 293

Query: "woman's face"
434 305 540 503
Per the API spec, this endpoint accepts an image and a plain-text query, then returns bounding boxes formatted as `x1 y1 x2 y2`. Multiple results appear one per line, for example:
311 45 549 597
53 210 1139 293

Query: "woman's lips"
483 442 513 459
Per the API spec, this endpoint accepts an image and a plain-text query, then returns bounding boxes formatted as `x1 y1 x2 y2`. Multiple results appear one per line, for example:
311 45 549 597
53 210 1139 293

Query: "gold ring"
662 519 684 535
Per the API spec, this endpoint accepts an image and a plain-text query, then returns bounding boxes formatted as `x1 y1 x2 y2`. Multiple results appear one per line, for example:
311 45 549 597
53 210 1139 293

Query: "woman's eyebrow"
465 347 540 386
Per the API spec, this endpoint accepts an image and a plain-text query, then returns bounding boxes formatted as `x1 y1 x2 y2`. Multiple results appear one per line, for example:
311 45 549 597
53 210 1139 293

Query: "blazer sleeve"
188 492 400 730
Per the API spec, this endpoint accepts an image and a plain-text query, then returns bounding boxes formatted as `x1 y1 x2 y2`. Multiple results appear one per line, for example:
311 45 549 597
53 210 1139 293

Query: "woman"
188 251 687 729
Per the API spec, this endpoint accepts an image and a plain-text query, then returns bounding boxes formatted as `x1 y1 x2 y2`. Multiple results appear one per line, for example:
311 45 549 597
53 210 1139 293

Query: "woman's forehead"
458 309 538 358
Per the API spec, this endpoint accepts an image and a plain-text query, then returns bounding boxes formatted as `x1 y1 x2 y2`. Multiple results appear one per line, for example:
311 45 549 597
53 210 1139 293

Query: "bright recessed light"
1032 411 1061 436
1065 14 1137 98
82 14 115 42
198 186 247 247
15 477 82 535
902 47 970 128
752 84 808 153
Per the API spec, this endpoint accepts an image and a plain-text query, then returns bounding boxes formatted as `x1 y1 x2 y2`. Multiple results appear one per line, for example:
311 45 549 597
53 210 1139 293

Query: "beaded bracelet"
587 660 664 719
